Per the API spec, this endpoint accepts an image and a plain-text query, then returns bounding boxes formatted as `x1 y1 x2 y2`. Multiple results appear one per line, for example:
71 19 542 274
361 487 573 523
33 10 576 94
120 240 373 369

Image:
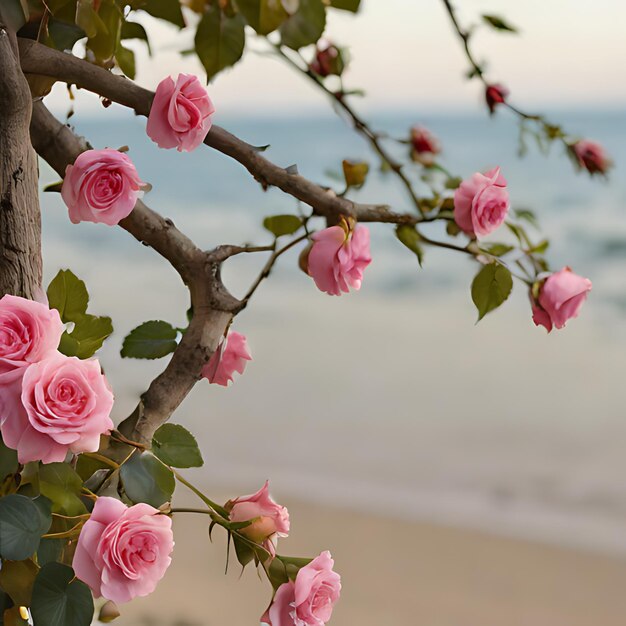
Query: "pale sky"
47 0 626 116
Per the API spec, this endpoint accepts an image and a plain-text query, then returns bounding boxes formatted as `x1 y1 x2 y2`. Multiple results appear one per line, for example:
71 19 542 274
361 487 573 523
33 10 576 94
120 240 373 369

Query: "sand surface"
114 492 626 626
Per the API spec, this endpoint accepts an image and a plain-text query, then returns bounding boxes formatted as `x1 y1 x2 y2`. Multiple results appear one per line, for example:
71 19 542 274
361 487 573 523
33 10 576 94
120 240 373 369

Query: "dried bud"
342 160 369 188
299 241 313 275
99 600 121 623
571 140 612 176
485 83 509 114
310 42 346 77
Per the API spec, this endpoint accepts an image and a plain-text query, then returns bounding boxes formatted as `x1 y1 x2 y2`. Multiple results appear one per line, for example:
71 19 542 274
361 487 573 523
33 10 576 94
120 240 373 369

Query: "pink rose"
410 125 440 156
61 149 145 225
0 295 63 384
572 140 611 176
307 223 371 296
453 167 509 237
202 331 251 387
485 83 509 114
531 267 592 332
73 497 173 603
0 352 114 464
146 73 215 152
263 551 341 626
227 481 289 557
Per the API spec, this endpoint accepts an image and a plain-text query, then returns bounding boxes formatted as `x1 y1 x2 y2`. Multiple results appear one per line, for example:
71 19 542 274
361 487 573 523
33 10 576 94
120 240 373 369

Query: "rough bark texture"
0 26 42 299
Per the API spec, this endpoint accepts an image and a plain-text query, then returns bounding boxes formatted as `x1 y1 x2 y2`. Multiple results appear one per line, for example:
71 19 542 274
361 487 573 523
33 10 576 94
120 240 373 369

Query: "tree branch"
30 102 238 443
17 39 423 226
0 23 42 299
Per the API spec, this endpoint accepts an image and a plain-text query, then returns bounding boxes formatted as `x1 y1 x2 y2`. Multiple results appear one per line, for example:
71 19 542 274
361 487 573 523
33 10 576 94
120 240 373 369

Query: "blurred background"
41 1 626 624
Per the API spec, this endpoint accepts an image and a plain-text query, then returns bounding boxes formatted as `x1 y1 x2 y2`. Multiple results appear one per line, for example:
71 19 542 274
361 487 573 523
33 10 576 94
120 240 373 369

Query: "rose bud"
310 42 346 77
453 167 509 238
262 551 341 626
147 73 215 152
73 497 173 603
307 220 372 296
485 83 509 114
61 149 146 225
571 140 612 176
410 125 441 161
531 267 592 332
410 125 441 166
202 331 251 387
227 481 289 557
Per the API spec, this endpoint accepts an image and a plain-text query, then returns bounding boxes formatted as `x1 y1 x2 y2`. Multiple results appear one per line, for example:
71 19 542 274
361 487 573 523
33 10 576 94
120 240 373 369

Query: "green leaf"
528 239 549 255
395 225 424 267
120 20 151 54
115 43 136 79
329 0 361 11
0 495 51 561
47 269 88 322
514 208 538 228
59 313 113 359
0 560 38 606
140 0 185 28
120 452 175 508
75 0 107 39
482 14 518 33
121 320 178 359
480 243 514 257
37 538 64 567
471 263 513 321
39 463 86 517
0 435 18 482
263 215 303 237
195 7 246 80
86 0 122 62
152 424 203 469
31 563 94 626
1 0 29 31
280 0 326 50
236 0 289 35
47 17 86 51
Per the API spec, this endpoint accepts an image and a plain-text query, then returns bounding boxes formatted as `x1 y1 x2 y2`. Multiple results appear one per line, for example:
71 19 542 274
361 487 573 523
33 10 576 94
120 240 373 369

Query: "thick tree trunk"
0 23 42 299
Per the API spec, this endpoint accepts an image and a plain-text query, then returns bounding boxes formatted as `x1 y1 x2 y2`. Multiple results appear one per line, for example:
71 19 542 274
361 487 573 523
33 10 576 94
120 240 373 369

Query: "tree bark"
0 23 42 299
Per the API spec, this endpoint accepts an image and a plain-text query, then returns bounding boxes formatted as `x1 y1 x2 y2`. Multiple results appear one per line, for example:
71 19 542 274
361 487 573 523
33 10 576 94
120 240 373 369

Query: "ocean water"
39 105 626 555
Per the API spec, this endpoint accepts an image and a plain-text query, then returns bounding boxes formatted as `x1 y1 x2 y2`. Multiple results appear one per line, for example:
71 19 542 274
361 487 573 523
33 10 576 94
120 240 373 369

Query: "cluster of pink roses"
72 482 340 625
226 482 341 626
0 295 114 464
61 73 215 225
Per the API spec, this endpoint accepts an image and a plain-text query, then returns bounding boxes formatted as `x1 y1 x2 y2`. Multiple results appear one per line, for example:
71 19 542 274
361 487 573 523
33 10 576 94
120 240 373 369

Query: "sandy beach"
114 490 626 626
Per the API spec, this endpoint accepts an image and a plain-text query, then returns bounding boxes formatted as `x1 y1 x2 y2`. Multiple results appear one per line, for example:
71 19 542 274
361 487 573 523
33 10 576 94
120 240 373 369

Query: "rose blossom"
146 73 215 152
453 167 509 237
0 352 114 464
262 551 341 626
61 149 145 225
410 125 441 157
572 140 611 176
73 497 173 603
202 331 251 387
227 481 289 557
0 295 63 384
531 267 592 332
307 223 371 296
485 83 509 114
